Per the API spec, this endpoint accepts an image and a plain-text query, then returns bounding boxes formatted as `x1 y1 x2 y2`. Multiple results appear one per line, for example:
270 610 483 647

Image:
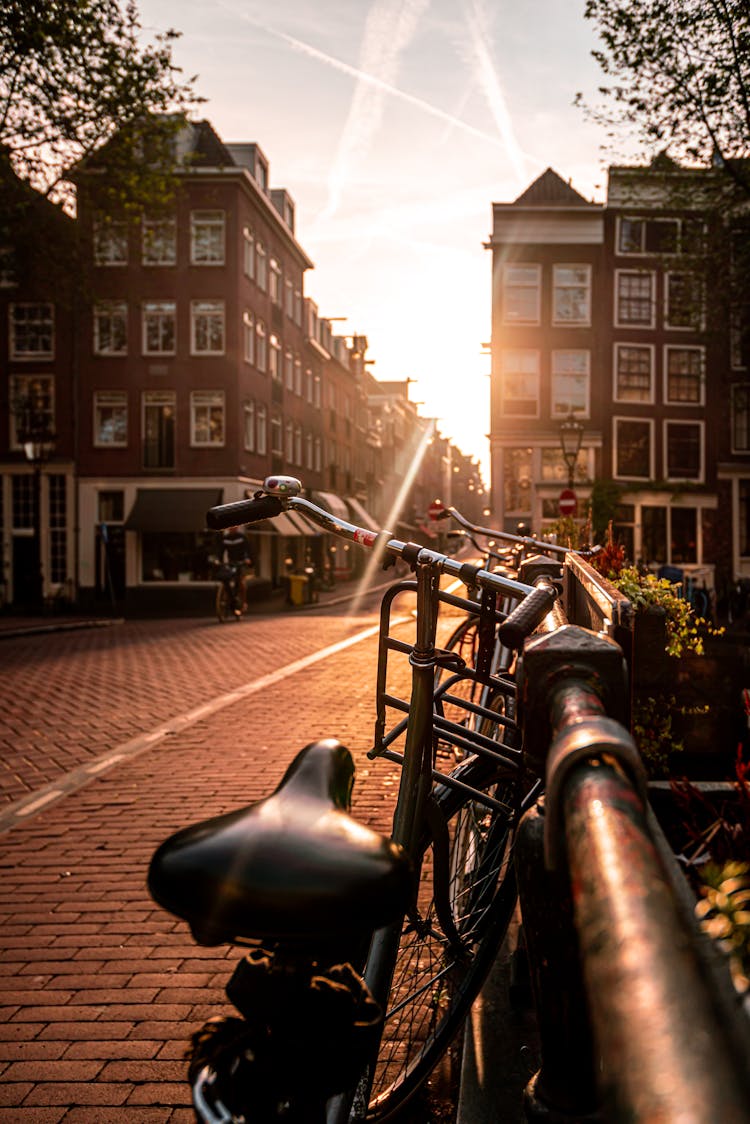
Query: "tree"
580 0 750 199
0 0 201 213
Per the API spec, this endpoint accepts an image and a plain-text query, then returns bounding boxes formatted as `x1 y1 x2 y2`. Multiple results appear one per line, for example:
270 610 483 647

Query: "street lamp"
15 389 56 611
560 411 585 489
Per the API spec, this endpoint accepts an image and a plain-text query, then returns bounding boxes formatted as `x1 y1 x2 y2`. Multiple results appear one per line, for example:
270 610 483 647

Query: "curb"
0 617 124 640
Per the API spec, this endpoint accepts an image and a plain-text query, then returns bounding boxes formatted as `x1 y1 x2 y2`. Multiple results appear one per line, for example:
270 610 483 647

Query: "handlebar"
436 506 600 560
206 477 558 646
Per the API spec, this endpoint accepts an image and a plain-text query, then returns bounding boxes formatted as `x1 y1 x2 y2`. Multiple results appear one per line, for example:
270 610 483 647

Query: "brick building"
487 159 749 597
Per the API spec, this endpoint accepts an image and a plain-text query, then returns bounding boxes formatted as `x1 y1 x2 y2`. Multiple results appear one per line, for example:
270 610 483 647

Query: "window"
98 491 124 523
10 303 54 359
501 350 539 416
664 346 704 404
665 420 703 481
142 391 175 469
142 301 176 355
502 265 540 324
617 216 703 256
94 391 127 447
256 320 267 371
191 390 225 446
285 420 294 462
671 507 698 564
256 241 267 290
314 375 321 409
142 217 176 265
294 425 302 466
294 356 302 396
665 271 703 329
257 404 267 455
191 300 225 355
641 506 667 564
190 210 225 264
503 447 533 513
271 415 282 455
93 302 127 355
731 385 750 453
552 265 591 326
740 481 750 557
9 375 54 448
93 217 128 265
614 418 652 479
540 448 586 484
615 271 655 327
614 344 653 402
141 531 215 582
244 401 255 452
285 279 294 318
294 289 302 326
269 333 281 379
306 368 314 403
551 351 589 417
269 257 282 305
243 225 255 278
284 350 294 390
305 431 313 470
243 310 254 364
49 473 67 584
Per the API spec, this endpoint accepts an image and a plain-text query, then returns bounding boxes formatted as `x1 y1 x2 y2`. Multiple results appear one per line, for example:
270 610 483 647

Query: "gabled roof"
513 168 592 207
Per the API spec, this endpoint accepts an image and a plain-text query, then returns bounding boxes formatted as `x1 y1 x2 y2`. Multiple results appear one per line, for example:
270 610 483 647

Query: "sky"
138 0 610 481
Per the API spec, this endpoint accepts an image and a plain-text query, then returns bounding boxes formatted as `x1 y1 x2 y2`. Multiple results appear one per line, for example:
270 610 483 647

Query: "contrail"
323 0 431 219
462 0 528 185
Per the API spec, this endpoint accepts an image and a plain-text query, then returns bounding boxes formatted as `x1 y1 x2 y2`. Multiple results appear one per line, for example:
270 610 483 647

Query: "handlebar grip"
206 494 284 530
497 584 557 649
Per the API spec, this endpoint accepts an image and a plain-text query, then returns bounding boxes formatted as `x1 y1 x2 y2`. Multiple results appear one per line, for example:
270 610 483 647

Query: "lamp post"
560 411 585 489
15 389 56 612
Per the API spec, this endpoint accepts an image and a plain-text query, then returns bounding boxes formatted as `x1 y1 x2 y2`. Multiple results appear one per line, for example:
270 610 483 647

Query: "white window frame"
285 279 294 318
244 400 255 452
664 419 704 483
190 210 225 265
500 349 540 417
190 390 225 447
731 384 750 454
552 265 591 327
501 264 541 325
271 415 283 456
615 269 656 329
190 300 225 356
256 320 267 372
257 404 267 455
294 289 302 327
314 436 322 472
10 302 55 360
305 430 313 470
269 257 282 305
9 375 55 449
613 416 654 481
243 310 254 365
294 356 302 397
663 345 705 406
142 301 176 356
256 241 267 290
142 390 176 469
142 216 176 266
550 350 590 417
93 390 128 447
664 270 705 331
93 217 128 266
269 333 281 380
284 349 294 390
285 420 294 462
93 301 127 356
243 225 255 279
613 342 655 405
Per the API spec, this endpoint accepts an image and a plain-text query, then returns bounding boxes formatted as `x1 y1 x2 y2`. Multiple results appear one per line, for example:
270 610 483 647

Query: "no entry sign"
558 488 577 517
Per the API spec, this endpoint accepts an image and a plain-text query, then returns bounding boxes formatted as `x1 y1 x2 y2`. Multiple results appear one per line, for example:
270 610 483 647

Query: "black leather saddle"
148 738 412 948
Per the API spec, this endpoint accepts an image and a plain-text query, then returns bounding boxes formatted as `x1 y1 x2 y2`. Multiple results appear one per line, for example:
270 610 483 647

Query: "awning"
287 509 320 536
124 488 222 533
243 511 317 537
313 491 350 521
346 497 380 533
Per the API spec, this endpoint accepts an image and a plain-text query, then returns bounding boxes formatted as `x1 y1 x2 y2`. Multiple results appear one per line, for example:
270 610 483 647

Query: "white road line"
0 617 405 834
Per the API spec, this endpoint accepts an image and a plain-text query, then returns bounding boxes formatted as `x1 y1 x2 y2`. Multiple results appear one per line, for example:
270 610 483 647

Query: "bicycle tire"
216 582 231 623
365 764 519 1121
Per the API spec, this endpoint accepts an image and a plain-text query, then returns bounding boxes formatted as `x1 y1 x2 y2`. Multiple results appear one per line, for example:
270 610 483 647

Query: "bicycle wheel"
366 767 519 1121
216 582 231 623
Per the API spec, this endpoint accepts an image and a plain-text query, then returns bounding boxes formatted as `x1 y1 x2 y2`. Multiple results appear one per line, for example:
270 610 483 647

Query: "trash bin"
288 573 309 606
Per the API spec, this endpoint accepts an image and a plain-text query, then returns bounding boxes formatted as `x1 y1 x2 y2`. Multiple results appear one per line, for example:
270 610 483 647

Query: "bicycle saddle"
148 738 412 948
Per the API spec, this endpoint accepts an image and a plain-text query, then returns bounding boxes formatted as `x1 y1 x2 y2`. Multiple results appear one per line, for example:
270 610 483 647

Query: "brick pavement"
0 596 426 1120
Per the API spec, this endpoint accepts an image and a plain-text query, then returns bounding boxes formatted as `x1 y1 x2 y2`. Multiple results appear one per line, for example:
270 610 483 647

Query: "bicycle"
148 475 557 1123
212 560 245 622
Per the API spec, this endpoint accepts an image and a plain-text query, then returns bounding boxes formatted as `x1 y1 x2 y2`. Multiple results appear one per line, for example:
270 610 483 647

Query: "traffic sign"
427 499 444 521
558 488 577 517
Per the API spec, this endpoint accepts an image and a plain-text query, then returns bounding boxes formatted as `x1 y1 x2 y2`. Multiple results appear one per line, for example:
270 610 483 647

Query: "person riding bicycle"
219 526 252 611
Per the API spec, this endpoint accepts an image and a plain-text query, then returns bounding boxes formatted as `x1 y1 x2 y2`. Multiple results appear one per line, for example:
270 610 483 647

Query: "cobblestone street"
0 590 421 1120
